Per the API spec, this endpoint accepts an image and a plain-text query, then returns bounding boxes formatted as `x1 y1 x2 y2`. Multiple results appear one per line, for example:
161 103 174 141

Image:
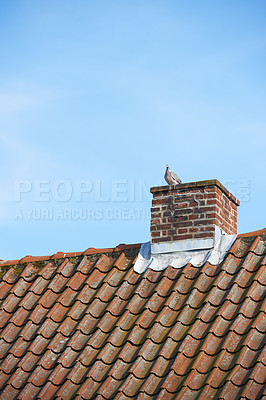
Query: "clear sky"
0 0 265 260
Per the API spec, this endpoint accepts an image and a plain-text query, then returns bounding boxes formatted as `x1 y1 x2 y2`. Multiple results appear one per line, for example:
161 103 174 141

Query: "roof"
0 230 265 400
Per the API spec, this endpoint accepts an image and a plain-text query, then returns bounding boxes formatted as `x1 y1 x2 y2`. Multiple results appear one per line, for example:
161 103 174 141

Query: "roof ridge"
1 230 266 266
0 243 141 267
237 228 266 238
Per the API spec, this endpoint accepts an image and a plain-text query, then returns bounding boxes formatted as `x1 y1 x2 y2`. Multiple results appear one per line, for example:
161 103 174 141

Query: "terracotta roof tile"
67 331 90 352
81 344 103 368
66 302 87 323
120 373 145 397
0 372 11 392
38 348 59 370
54 379 80 399
0 338 11 360
47 332 69 354
47 273 69 293
96 374 123 398
241 377 265 399
18 352 39 372
97 311 118 333
17 382 41 399
38 289 61 309
77 313 100 335
37 318 59 339
28 334 51 356
0 281 13 301
0 384 20 400
29 365 51 387
2 293 22 314
58 315 78 338
10 307 31 327
1 322 22 343
8 337 29 358
1 353 19 374
0 235 265 399
48 363 70 385
1 267 23 284
0 309 11 330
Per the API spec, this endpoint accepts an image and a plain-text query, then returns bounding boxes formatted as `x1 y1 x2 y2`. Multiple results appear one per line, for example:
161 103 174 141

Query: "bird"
164 164 182 185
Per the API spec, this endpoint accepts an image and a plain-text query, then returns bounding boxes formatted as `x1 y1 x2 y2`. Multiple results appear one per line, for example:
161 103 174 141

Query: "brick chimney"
150 180 240 253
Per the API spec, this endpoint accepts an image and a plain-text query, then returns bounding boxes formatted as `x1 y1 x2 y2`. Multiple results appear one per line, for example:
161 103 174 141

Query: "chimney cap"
150 179 240 206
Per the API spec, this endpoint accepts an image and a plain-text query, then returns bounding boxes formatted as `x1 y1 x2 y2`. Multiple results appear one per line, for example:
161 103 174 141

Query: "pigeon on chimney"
164 165 182 185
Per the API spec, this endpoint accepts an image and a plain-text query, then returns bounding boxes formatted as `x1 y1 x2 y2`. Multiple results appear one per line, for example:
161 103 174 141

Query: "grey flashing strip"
151 238 214 254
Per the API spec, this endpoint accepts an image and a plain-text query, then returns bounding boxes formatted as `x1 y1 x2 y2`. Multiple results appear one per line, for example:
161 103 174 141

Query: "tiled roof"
0 230 265 400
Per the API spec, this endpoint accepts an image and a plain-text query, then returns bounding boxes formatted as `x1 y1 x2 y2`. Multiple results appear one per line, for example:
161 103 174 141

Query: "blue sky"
0 0 265 260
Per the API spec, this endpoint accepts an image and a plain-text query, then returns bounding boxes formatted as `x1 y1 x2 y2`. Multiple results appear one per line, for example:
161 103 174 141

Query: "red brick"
194 206 215 214
189 201 198 207
151 232 160 238
189 214 198 220
162 211 172 217
156 224 172 230
206 193 216 199
168 217 175 223
175 195 194 201
178 202 189 208
172 215 188 221
194 233 212 239
194 220 209 226
151 207 160 212
189 228 198 233
168 230 176 236
152 198 171 205
173 222 192 228
205 226 215 232
206 213 216 219
151 213 161 218
173 234 193 240
206 199 216 205
178 228 188 234
152 237 171 243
